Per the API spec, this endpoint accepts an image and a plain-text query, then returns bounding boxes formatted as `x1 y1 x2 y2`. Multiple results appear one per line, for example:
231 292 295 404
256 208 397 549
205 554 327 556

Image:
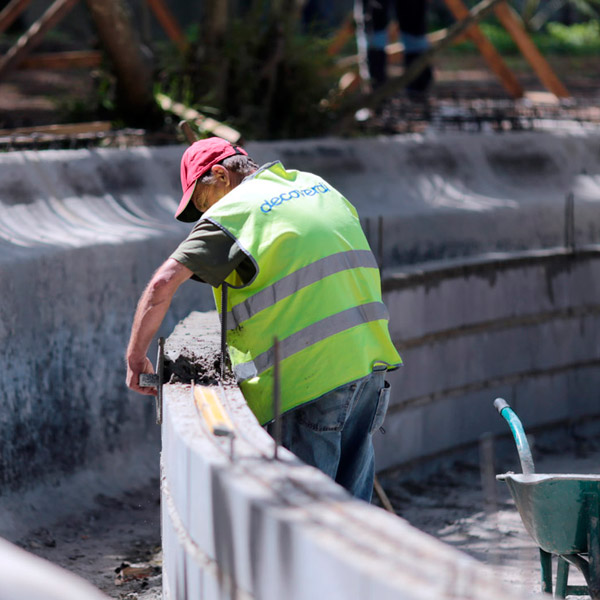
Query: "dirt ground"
378 431 600 597
16 478 162 600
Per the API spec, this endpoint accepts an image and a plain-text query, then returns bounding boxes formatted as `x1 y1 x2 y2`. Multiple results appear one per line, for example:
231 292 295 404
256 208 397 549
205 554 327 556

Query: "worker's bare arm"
126 258 193 395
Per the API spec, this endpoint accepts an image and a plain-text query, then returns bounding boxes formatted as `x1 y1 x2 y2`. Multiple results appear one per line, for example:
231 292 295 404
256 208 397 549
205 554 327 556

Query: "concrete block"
185 550 202 600
187 444 216 559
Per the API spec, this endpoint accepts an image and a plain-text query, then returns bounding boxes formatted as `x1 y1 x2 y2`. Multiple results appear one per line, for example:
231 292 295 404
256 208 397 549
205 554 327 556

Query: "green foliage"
546 20 600 49
54 69 118 125
155 7 340 140
451 19 600 55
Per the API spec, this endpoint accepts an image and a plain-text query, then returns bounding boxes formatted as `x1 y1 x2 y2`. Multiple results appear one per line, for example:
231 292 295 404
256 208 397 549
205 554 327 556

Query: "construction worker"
126 138 402 501
357 0 433 94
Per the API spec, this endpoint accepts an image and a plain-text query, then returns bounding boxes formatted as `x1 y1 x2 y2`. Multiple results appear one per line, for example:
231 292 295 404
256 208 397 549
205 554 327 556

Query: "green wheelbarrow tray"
494 398 600 598
496 473 600 556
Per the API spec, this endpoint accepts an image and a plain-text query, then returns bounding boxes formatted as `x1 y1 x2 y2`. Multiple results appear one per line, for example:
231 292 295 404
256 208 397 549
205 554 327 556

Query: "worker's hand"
126 355 157 396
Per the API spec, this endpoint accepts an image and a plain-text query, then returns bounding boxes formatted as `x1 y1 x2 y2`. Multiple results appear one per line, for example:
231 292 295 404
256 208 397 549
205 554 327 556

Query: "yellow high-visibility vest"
203 162 402 424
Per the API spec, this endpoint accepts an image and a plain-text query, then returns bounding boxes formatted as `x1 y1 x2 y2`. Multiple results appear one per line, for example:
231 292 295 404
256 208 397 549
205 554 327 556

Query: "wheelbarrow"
494 398 600 599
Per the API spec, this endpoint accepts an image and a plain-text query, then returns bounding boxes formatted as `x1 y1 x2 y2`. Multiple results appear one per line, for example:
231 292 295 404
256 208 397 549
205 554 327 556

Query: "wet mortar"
164 311 237 387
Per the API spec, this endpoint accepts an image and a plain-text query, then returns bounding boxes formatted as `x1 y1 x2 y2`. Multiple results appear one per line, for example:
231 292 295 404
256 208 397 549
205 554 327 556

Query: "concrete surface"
249 130 600 265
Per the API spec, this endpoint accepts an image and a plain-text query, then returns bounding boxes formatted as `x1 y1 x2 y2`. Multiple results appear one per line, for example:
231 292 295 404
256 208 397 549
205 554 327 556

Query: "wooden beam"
0 121 112 136
0 0 31 34
18 50 103 70
0 0 80 80
155 93 242 144
144 0 187 52
493 1 569 98
444 0 523 98
373 475 395 514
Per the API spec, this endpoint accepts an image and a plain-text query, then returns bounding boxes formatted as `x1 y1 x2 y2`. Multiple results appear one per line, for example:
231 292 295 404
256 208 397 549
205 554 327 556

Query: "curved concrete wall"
377 247 600 472
4 129 598 507
1 130 599 595
0 147 214 537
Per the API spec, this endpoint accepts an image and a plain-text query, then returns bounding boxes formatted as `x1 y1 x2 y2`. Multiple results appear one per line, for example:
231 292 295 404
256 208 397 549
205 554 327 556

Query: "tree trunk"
84 0 159 126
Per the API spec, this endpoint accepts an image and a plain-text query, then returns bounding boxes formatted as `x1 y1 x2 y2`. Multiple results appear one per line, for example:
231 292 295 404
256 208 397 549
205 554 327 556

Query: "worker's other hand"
126 355 157 396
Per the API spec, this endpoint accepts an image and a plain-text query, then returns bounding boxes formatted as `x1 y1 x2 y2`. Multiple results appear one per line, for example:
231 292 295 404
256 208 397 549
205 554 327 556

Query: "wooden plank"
144 0 187 52
493 1 569 98
373 475 395 514
18 50 102 70
155 93 242 144
386 28 469 64
0 0 80 80
444 0 524 98
0 121 112 136
0 0 31 34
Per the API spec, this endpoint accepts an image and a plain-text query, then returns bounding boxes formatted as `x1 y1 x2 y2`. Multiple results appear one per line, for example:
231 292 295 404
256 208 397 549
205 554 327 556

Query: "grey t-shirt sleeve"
169 220 256 287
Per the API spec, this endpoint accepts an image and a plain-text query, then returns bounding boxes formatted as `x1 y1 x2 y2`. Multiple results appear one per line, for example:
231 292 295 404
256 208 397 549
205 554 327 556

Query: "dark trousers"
358 0 432 91
364 0 428 37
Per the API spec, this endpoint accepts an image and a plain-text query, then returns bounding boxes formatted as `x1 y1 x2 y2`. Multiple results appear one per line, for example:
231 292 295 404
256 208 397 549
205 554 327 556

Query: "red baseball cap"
176 137 248 222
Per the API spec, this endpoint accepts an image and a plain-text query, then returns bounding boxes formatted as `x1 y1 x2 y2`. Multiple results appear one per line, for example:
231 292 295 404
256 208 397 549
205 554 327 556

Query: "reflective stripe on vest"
226 249 378 330
233 300 389 381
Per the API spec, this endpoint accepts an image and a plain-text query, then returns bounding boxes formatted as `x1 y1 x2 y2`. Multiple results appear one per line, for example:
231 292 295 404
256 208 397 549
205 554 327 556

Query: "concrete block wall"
160 315 526 600
376 248 600 472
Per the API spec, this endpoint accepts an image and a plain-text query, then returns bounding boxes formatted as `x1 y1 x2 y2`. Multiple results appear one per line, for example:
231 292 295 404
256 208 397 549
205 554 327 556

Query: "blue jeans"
274 367 390 502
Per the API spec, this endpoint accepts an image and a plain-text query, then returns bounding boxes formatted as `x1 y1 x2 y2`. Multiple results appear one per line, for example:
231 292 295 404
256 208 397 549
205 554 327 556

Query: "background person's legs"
359 0 433 93
395 0 433 94
362 0 393 88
